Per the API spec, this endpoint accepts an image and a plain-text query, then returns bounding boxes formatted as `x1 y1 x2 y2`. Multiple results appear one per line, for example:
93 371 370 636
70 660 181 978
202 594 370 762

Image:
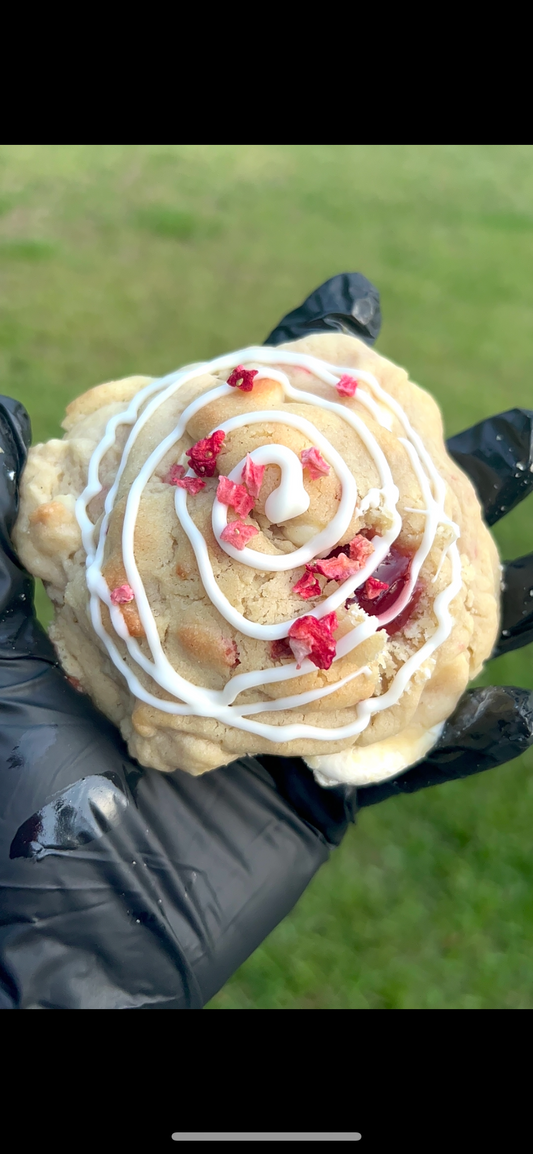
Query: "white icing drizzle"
209 409 359 571
249 446 310 524
75 346 463 745
231 665 372 717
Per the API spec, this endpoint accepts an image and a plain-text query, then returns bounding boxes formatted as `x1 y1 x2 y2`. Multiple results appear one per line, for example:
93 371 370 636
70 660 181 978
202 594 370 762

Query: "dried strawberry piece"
163 463 186 484
336 374 358 397
364 577 390 600
310 553 363 581
217 476 255 517
110 584 135 604
220 520 259 550
288 611 338 670
292 568 322 600
227 365 258 392
318 544 350 561
313 535 374 574
164 463 206 493
186 430 226 477
241 453 265 500
179 477 206 494
223 639 240 667
300 447 330 480
270 638 293 661
349 534 375 564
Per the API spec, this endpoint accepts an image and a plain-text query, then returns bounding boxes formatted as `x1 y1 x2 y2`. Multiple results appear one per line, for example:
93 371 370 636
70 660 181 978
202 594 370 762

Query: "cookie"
13 335 501 786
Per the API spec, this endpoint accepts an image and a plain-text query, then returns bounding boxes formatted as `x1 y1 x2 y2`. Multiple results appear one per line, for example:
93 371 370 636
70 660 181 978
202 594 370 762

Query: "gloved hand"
1 274 532 1010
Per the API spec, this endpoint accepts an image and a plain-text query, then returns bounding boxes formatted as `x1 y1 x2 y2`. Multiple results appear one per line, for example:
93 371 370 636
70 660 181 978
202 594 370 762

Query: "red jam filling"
346 545 424 635
270 638 293 661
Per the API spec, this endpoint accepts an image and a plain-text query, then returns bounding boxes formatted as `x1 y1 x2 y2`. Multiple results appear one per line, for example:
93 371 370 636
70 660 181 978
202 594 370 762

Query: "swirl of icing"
75 346 462 745
262 448 309 523
209 410 357 570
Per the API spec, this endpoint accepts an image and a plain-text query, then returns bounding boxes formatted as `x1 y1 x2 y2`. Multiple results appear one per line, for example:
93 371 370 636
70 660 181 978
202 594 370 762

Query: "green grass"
2 144 533 1008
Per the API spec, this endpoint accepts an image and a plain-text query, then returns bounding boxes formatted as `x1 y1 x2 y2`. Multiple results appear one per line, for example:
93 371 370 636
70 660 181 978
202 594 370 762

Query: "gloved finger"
446 409 533 526
491 552 533 657
264 272 382 347
0 397 57 662
257 755 357 847
0 396 31 566
356 685 533 808
0 656 331 1009
446 410 533 657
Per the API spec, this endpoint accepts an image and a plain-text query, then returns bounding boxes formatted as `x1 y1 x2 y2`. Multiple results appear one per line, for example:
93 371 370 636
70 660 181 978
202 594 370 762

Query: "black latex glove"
1 274 533 1010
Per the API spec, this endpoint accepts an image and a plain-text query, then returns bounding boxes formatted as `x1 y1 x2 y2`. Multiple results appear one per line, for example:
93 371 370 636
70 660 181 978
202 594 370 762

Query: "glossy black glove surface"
1 273 533 1009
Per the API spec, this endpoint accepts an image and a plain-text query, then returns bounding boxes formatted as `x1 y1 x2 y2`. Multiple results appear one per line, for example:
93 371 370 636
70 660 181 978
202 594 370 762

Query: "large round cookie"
13 334 501 785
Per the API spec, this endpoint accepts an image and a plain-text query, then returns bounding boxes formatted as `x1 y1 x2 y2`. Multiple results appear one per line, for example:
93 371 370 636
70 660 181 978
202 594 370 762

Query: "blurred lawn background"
2 144 533 1008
